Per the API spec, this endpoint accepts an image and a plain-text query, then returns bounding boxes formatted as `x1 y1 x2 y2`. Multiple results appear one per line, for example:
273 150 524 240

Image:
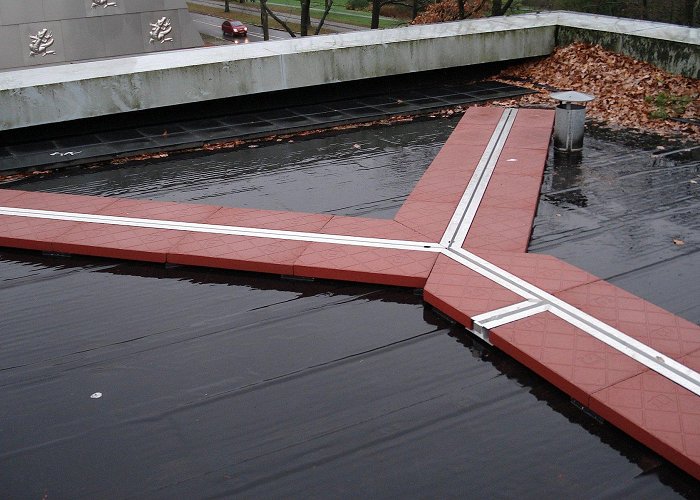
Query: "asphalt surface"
190 11 292 43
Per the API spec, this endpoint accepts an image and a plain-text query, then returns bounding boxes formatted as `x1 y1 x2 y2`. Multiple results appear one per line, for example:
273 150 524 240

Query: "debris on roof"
492 43 699 141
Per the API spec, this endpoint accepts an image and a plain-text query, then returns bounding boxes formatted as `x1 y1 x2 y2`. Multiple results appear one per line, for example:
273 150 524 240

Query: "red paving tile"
0 188 30 204
490 311 649 405
503 129 554 151
503 110 555 151
203 206 332 232
423 254 525 329
556 281 700 359
0 190 117 213
494 146 550 178
0 214 79 252
478 172 543 211
169 232 311 275
425 144 489 174
590 350 700 480
294 243 437 288
447 125 503 147
463 206 537 253
406 166 475 204
320 216 430 242
473 250 600 294
2 106 698 480
457 106 505 126
97 198 221 222
394 200 457 241
52 222 186 263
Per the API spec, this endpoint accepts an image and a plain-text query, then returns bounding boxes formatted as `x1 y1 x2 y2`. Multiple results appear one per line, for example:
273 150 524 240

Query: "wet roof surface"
1 117 699 497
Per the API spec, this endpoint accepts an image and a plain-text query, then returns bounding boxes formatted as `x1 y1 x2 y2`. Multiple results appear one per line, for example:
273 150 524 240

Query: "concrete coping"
1 11 697 92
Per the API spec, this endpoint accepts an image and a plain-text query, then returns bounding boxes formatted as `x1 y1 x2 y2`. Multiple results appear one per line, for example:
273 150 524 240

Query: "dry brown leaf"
491 43 699 141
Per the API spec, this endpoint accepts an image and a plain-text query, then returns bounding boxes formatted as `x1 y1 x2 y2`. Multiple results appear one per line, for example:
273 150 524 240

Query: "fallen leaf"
673 239 685 246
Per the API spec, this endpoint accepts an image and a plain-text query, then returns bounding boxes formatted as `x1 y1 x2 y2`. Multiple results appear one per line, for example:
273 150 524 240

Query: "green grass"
645 91 694 120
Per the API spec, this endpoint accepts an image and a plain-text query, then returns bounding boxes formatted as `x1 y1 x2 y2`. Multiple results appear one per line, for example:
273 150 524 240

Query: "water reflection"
544 150 589 208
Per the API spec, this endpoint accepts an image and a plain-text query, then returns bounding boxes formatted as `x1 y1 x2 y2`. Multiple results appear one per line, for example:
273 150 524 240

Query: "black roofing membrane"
1 117 699 497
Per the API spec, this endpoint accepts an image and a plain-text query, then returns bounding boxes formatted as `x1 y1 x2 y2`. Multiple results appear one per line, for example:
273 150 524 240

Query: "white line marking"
0 207 440 253
193 20 221 28
440 108 517 248
2 108 698 397
445 247 700 397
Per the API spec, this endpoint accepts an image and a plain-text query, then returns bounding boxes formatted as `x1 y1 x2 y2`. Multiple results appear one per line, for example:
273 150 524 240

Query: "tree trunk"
686 0 697 25
314 0 334 35
458 0 465 19
491 0 514 16
261 2 269 40
224 0 230 12
300 0 311 36
260 0 297 37
412 0 418 20
371 0 381 29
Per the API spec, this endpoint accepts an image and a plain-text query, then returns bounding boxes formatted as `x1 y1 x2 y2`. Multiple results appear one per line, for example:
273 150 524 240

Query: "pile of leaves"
412 0 489 24
492 43 699 140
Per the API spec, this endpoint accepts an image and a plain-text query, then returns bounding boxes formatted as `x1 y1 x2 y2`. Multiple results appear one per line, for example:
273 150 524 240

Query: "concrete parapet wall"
0 16 557 131
554 12 700 78
0 11 697 131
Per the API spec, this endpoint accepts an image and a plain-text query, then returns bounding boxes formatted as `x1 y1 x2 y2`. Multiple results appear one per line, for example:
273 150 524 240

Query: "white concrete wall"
0 11 697 131
0 0 203 70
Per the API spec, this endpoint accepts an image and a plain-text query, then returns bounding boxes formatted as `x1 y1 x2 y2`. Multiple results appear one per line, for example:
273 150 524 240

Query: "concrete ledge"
0 11 697 131
554 11 700 78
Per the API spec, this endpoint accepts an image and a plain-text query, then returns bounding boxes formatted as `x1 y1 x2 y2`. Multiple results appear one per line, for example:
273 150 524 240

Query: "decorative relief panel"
149 17 173 44
91 0 117 8
29 28 55 57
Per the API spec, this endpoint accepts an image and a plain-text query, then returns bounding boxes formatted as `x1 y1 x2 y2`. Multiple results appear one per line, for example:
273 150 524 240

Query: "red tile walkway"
0 106 698 480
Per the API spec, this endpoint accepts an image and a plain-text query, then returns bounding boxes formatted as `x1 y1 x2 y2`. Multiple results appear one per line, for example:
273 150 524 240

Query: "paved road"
190 12 293 43
189 0 365 34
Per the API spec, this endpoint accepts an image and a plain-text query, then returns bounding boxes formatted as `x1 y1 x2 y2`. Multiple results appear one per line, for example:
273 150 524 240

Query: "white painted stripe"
0 206 441 253
444 247 539 301
445 247 700 397
440 108 517 248
470 300 549 345
2 107 698 397
550 306 700 397
472 300 547 329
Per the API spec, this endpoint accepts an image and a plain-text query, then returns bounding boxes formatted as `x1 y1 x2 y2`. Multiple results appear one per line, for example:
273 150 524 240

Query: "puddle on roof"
11 118 458 219
2 120 699 497
1 250 697 498
531 132 700 324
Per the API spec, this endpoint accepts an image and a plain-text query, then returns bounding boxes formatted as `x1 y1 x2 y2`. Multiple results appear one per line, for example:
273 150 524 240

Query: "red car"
222 20 248 37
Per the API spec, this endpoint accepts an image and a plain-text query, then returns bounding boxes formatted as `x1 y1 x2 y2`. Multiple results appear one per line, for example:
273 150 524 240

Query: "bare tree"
371 0 382 29
300 0 312 36
261 2 270 40
491 0 515 16
258 0 336 38
315 0 335 35
259 0 297 37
